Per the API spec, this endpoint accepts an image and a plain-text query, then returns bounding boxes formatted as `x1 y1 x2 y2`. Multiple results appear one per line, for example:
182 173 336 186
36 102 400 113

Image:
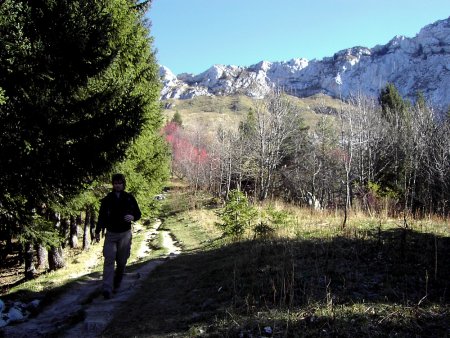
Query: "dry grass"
162 93 344 135
2 183 448 337
185 209 221 237
103 187 450 337
163 95 251 135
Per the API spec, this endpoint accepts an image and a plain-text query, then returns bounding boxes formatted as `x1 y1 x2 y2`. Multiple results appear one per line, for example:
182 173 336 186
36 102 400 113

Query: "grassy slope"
103 186 450 338
162 93 345 134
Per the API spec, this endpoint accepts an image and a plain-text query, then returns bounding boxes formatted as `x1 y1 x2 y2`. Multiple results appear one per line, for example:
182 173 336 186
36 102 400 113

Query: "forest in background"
163 86 450 226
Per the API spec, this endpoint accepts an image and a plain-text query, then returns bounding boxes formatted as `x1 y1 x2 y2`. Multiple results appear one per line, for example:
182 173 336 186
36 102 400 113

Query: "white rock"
264 326 273 334
159 17 450 110
26 299 40 309
0 316 9 328
8 307 24 322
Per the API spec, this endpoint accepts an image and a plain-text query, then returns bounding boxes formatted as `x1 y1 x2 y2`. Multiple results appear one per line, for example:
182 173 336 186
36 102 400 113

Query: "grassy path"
3 183 449 337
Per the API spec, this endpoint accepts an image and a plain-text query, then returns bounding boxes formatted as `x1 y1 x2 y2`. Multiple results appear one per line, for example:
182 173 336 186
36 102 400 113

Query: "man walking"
95 173 141 299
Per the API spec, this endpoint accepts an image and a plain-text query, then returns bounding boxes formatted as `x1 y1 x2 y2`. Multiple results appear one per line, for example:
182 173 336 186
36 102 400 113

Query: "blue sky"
147 1 450 75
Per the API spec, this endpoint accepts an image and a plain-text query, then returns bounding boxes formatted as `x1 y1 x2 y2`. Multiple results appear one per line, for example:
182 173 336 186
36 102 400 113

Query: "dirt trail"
1 219 180 338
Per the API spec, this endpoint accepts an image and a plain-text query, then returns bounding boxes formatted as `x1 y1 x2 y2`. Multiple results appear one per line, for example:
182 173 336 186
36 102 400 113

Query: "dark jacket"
95 191 141 234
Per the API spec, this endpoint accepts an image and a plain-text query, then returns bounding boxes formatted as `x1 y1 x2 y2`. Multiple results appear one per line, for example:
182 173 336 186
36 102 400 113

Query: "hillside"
162 93 346 133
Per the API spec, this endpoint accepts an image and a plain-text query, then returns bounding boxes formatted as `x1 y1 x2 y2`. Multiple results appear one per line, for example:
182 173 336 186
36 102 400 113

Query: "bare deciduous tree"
253 89 304 200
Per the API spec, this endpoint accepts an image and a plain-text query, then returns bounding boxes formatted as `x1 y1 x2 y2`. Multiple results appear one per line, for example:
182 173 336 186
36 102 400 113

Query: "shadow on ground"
102 229 450 337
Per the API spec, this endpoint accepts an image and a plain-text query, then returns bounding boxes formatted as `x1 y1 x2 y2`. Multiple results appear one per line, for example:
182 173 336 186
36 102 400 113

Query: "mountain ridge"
159 17 450 110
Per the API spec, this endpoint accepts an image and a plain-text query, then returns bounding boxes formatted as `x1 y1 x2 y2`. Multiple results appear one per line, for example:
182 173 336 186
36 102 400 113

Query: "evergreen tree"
239 108 257 136
0 0 162 276
415 91 427 111
113 126 170 218
375 84 408 198
376 83 416 208
215 190 257 240
0 87 6 105
379 83 409 121
171 111 183 127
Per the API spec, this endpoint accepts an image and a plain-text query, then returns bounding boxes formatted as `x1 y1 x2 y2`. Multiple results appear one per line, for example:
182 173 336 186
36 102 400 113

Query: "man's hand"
124 214 134 222
95 233 101 243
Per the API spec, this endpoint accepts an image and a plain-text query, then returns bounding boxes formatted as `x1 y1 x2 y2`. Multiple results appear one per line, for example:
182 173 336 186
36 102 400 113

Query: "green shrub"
215 190 256 240
253 221 275 239
252 205 290 239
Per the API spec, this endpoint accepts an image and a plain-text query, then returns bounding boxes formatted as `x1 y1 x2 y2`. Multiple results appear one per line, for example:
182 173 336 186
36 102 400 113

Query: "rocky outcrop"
160 17 450 110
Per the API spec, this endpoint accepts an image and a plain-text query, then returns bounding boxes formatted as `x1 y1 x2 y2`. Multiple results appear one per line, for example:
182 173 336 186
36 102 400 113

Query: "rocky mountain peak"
160 16 450 110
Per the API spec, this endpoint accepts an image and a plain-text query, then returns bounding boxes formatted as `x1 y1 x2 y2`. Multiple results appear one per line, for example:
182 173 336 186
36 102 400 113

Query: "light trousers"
102 230 132 293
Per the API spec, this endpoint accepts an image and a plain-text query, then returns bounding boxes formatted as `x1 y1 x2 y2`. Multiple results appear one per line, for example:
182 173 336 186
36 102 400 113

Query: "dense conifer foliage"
0 0 160 203
0 0 166 275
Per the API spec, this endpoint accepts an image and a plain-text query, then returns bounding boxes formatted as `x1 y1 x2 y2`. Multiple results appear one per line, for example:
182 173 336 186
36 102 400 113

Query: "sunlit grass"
163 190 450 244
162 208 222 252
185 209 222 236
162 93 344 136
6 244 103 296
4 219 162 298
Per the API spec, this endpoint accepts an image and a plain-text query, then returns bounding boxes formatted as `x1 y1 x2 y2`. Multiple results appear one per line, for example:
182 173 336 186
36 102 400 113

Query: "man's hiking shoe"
113 276 122 290
103 291 112 300
113 279 121 293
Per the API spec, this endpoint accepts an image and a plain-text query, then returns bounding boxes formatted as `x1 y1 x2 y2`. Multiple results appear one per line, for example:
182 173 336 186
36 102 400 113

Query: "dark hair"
111 173 126 188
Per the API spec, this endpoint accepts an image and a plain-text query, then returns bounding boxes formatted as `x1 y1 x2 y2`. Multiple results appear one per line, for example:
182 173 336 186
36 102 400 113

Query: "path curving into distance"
1 219 180 338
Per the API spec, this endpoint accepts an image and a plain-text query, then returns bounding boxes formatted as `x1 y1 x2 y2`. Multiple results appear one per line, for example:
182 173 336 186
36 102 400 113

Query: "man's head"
111 173 126 192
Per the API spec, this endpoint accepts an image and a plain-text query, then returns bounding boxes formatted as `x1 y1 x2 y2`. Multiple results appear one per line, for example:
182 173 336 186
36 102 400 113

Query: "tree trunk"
60 216 69 248
0 224 13 262
226 154 232 196
90 207 97 241
48 246 65 271
69 215 79 249
35 243 48 271
24 241 37 280
83 208 91 250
